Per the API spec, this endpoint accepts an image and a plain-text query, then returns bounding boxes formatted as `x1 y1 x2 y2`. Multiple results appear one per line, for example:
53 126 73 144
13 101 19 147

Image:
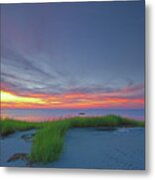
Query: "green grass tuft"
29 120 71 163
0 119 41 136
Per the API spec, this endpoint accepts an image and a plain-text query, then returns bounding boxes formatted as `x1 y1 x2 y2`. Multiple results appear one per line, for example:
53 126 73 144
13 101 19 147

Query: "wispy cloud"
1 2 144 109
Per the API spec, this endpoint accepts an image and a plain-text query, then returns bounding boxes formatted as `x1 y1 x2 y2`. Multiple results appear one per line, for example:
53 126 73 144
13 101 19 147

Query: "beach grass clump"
119 117 145 127
0 118 41 137
29 120 71 163
70 115 144 127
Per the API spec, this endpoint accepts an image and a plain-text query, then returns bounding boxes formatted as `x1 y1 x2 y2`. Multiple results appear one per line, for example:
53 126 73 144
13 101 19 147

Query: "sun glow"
1 91 44 104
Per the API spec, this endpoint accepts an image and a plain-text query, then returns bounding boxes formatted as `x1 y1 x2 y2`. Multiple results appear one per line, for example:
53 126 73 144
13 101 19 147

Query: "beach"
0 125 144 170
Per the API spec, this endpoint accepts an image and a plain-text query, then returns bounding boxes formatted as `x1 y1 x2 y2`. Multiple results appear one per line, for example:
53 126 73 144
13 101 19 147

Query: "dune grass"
0 119 40 136
0 115 145 163
29 120 71 163
70 115 144 127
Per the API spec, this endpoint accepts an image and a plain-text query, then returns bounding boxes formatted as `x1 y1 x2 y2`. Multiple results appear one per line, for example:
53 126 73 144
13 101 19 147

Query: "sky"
1 1 145 109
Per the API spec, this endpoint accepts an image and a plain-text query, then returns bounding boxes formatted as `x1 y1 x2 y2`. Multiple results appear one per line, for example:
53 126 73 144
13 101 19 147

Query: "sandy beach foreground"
1 127 144 170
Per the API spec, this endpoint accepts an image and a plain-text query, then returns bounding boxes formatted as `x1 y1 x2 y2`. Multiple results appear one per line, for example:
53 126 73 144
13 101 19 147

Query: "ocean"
1 108 144 122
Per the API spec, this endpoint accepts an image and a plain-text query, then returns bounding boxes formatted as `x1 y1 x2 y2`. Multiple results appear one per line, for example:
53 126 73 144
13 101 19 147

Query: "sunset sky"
1 1 144 110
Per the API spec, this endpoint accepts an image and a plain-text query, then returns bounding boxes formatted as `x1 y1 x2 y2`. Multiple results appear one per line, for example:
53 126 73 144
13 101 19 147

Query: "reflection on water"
1 108 144 122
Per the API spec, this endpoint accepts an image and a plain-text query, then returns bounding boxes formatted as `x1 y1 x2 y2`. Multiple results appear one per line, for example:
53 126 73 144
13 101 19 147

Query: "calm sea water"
1 108 144 122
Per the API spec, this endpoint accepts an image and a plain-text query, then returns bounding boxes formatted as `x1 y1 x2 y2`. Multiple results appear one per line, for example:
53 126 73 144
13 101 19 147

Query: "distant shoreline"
1 108 145 122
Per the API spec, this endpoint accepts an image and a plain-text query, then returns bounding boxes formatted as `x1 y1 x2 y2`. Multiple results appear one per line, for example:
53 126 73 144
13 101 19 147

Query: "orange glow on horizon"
0 89 144 109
